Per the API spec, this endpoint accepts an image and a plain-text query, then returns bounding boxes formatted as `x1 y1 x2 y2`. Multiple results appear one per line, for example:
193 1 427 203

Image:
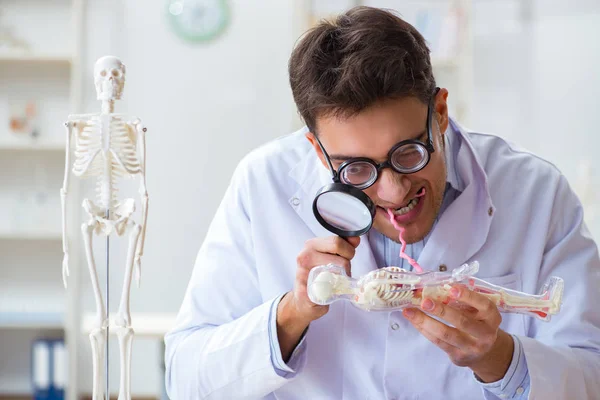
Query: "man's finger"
421 298 490 338
297 250 351 275
402 308 475 350
308 236 357 259
449 285 501 325
416 318 461 356
345 236 361 248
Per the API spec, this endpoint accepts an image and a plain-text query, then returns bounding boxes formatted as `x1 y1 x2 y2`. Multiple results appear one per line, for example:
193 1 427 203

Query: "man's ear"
305 132 330 169
434 88 450 135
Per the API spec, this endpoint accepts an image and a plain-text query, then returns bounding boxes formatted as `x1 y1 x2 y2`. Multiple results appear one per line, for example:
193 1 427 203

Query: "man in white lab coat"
165 6 600 400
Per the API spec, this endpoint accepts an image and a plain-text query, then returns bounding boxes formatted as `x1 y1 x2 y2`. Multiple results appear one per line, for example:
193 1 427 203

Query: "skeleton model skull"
61 55 148 400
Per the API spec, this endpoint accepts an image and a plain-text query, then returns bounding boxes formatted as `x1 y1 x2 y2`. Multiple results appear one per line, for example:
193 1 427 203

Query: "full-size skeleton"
61 56 148 400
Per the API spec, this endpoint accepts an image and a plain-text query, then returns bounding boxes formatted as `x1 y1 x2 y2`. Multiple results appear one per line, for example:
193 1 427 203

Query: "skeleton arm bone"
132 119 148 286
61 120 76 288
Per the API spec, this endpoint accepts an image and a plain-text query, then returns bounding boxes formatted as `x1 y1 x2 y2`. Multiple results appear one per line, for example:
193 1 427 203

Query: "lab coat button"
291 197 300 206
516 387 524 395
439 264 447 272
488 207 493 216
391 323 400 330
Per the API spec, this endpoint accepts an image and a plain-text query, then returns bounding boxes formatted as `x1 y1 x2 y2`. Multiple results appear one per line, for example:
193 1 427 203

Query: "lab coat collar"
416 118 495 271
444 121 464 192
288 118 494 275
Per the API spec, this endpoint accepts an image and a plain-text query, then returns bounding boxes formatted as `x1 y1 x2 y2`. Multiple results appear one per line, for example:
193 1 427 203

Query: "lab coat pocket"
477 272 527 336
479 271 520 288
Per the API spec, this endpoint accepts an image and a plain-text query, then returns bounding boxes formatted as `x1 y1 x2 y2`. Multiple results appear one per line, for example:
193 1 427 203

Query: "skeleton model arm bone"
307 262 564 321
130 118 148 286
61 119 89 288
60 121 74 288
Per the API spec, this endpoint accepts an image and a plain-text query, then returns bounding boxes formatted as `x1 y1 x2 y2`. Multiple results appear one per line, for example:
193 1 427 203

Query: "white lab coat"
165 119 600 399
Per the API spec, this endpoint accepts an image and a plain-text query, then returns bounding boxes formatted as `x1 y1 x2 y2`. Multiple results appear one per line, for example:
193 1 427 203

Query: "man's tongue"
385 187 426 273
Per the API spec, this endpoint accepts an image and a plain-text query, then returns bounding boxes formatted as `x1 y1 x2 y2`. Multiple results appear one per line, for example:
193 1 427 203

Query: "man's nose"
372 168 411 203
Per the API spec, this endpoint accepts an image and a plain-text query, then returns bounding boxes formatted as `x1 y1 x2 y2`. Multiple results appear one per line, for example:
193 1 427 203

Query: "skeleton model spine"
61 56 149 400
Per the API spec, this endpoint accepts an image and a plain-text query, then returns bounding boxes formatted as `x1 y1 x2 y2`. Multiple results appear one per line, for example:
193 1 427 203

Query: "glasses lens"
340 161 377 188
391 143 429 173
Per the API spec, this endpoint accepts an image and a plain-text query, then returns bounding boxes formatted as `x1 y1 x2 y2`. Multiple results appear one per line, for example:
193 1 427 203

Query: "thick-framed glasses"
315 87 440 190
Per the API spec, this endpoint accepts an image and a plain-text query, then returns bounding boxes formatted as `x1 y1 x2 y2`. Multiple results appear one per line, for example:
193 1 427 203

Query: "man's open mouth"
392 196 421 216
380 187 426 216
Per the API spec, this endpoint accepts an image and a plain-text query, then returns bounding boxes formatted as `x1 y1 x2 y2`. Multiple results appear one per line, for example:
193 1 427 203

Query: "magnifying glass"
312 182 376 237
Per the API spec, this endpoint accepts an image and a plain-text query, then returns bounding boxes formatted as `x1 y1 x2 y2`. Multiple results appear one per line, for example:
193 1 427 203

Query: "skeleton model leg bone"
62 56 148 400
115 220 141 400
81 216 107 400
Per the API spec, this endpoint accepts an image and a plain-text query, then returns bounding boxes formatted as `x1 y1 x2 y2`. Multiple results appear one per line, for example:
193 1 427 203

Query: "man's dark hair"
288 6 437 133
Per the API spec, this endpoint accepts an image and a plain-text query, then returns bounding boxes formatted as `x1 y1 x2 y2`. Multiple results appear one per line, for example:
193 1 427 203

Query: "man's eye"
347 165 364 174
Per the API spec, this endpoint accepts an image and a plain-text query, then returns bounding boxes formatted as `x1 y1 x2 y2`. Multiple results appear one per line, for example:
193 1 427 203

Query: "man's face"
307 90 450 244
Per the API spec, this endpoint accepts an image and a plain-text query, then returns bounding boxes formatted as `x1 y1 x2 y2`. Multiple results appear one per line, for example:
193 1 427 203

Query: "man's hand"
402 285 514 383
277 235 360 361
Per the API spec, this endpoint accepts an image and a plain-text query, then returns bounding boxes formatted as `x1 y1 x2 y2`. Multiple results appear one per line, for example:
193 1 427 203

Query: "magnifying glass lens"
316 192 371 231
313 183 376 237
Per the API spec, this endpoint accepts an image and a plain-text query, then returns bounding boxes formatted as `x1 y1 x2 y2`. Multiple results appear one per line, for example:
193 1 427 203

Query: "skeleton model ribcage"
359 267 421 308
73 116 141 211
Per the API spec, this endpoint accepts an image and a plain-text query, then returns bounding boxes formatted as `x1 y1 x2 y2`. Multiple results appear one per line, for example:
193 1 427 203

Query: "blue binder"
50 339 66 400
32 338 66 400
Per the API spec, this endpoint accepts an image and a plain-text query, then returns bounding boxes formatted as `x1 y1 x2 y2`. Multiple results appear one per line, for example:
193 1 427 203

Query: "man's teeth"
394 196 420 215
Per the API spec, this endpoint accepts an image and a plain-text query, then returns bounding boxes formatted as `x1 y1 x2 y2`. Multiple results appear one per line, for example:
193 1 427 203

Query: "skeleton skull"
94 56 126 101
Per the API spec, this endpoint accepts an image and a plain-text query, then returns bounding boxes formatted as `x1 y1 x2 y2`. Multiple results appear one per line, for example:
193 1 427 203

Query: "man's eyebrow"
328 129 427 161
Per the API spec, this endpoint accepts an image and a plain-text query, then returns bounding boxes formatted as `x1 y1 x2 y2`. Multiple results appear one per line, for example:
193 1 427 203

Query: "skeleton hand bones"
308 261 564 321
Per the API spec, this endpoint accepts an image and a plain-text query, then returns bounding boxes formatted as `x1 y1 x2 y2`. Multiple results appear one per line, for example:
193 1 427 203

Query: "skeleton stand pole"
106 210 110 400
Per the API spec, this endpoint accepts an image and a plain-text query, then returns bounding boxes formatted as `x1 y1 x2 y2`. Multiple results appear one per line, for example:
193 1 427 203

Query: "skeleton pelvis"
83 198 136 236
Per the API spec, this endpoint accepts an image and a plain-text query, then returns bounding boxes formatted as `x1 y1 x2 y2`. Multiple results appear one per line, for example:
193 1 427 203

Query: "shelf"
0 311 64 330
0 231 62 241
0 140 65 151
0 51 72 64
0 376 33 398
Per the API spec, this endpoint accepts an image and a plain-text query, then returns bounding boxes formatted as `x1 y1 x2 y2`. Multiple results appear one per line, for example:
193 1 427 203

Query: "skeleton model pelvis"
307 261 564 322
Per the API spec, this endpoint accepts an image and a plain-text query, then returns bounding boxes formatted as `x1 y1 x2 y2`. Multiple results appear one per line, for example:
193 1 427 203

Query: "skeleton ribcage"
364 267 415 307
73 117 141 210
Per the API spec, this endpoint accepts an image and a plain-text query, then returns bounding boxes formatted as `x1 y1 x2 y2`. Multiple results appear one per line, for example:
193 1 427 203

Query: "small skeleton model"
307 261 564 321
61 56 148 400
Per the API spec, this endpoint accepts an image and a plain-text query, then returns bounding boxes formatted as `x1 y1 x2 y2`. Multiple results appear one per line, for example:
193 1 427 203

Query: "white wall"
469 0 600 235
72 0 600 397
76 0 304 396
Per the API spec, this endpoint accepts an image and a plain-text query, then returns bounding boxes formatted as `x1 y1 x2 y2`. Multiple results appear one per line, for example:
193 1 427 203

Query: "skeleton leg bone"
81 220 107 400
115 221 141 400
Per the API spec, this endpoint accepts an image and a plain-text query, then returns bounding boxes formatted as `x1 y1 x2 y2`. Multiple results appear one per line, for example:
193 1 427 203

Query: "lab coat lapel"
288 148 378 278
418 121 495 271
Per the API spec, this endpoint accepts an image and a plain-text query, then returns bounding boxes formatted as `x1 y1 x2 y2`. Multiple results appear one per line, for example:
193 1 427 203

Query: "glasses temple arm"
427 87 440 152
313 134 338 180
